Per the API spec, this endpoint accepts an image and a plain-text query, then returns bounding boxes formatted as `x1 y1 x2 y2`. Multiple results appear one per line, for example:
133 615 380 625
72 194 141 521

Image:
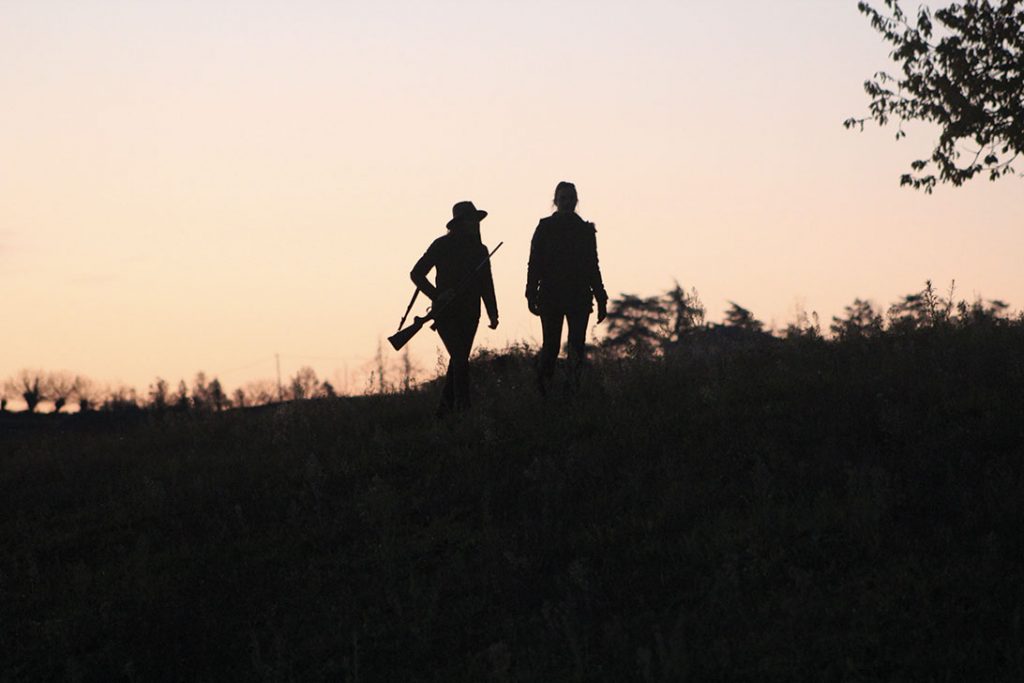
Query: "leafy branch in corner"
846 0 1024 192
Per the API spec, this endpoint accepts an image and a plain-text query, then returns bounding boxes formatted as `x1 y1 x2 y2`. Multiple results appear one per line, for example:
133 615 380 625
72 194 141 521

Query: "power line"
278 353 366 362
217 356 276 377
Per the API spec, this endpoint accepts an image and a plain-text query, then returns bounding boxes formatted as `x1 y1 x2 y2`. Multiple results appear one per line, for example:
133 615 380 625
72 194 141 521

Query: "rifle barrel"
397 288 420 332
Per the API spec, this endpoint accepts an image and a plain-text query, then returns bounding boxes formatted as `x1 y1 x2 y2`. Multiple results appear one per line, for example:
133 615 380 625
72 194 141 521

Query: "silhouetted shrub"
831 298 885 340
603 282 705 355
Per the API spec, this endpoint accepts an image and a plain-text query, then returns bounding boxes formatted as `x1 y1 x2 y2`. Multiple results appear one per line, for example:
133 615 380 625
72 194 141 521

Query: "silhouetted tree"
192 372 210 411
102 386 140 413
831 299 885 340
783 305 822 340
232 388 247 408
957 297 1012 326
320 381 337 399
603 284 707 355
662 282 707 345
241 380 278 406
46 372 76 413
603 294 668 355
723 302 764 333
847 0 1023 191
207 378 228 411
290 366 320 400
5 370 46 413
72 376 101 413
148 378 170 412
173 380 190 412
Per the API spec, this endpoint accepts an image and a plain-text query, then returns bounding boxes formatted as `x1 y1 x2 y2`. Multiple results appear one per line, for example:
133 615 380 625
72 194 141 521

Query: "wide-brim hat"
446 200 488 230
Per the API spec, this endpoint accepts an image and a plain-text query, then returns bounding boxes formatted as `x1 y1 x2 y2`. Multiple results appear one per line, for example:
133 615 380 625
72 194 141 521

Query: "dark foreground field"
4 326 1024 681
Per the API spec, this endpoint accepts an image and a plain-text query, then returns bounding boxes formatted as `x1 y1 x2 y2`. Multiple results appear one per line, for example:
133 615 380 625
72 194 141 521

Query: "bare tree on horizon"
4 370 47 413
47 371 76 413
73 376 102 412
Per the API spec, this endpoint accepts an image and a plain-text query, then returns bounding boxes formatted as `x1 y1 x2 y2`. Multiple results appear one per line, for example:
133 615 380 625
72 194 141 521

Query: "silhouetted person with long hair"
526 181 608 393
411 201 499 416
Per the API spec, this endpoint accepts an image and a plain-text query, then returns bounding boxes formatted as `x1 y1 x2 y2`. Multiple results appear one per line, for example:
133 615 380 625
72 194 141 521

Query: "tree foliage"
847 0 1024 191
602 293 668 355
149 378 170 412
173 380 190 412
831 298 885 340
602 283 705 355
207 378 228 412
722 302 764 333
783 305 822 340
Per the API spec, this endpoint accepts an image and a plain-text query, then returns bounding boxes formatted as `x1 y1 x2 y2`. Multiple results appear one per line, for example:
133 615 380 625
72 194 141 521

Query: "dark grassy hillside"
4 324 1024 681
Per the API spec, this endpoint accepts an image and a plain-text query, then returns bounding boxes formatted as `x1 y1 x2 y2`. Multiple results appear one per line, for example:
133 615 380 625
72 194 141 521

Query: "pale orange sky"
3 1 1022 396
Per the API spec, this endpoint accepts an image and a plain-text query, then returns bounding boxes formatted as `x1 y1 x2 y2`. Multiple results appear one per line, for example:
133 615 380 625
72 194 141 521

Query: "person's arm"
481 255 499 328
410 242 440 300
587 223 609 321
525 223 544 314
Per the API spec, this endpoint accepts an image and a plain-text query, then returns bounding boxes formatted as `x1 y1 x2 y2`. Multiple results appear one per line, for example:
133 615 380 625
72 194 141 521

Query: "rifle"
388 241 503 351
396 288 420 333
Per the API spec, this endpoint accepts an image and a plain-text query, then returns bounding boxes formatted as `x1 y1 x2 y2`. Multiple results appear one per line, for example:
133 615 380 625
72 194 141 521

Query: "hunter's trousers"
538 310 590 391
435 314 479 414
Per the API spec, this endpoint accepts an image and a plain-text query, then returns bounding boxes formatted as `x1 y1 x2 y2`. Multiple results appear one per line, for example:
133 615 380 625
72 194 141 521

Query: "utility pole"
275 353 283 401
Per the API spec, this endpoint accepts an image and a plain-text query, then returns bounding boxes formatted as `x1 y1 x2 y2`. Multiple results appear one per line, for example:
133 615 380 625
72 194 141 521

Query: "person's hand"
596 298 608 324
527 297 541 316
488 316 499 330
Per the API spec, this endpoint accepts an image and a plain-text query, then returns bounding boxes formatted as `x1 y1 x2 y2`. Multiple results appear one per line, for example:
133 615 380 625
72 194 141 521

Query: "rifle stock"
388 314 432 351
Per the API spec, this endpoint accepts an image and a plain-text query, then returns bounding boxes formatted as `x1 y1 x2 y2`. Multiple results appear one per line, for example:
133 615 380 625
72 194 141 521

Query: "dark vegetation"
4 283 1024 680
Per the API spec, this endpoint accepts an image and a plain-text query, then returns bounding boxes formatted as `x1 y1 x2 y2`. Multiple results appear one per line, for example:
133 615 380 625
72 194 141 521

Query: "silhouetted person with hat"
411 201 499 416
526 181 608 394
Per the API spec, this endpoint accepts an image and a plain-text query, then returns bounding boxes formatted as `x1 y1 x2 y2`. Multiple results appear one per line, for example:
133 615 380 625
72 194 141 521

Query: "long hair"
448 217 483 245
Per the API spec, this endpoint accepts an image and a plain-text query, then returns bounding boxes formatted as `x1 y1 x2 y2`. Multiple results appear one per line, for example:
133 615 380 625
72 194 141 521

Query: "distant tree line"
598 280 1019 356
4 283 1018 413
0 366 338 415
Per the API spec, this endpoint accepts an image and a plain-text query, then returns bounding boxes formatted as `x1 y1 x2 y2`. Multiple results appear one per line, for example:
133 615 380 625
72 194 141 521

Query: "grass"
3 322 1024 681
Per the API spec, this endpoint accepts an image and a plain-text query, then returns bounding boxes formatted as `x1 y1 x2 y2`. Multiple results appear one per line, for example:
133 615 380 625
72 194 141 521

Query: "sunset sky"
3 1 1022 397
